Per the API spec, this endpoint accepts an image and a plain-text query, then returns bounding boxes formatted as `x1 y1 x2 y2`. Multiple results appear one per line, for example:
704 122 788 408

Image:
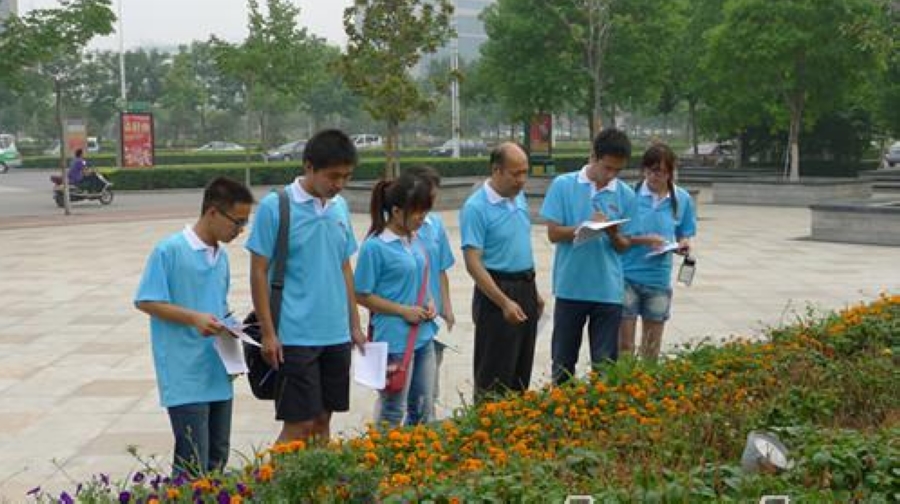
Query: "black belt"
488 269 535 282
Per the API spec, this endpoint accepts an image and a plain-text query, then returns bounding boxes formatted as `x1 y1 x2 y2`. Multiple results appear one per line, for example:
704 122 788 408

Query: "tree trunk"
55 78 71 216
787 93 803 183
688 98 698 155
385 119 400 179
735 131 744 172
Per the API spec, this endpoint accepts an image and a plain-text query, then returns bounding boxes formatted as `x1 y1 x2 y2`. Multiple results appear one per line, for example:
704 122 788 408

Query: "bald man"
459 142 544 401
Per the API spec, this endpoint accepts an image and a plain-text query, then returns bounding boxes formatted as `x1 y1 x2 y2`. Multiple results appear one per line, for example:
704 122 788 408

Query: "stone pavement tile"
72 379 156 398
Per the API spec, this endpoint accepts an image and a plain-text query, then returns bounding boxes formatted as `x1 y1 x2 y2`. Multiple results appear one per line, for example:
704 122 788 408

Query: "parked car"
43 136 100 156
883 142 900 168
680 142 734 168
428 138 488 157
0 134 22 173
195 141 245 152
263 139 307 162
350 134 383 150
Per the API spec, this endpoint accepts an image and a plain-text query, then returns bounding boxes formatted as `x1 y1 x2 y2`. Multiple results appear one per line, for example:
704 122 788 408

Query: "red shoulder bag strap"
395 243 430 372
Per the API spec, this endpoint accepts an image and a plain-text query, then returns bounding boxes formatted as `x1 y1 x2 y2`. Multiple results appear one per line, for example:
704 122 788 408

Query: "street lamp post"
117 0 127 169
450 0 460 159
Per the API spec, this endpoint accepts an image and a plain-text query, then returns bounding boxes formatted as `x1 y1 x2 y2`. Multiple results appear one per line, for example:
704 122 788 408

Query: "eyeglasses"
645 164 668 176
218 208 248 228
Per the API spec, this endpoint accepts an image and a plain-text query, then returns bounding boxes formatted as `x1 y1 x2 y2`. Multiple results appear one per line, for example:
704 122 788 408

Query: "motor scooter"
50 173 114 207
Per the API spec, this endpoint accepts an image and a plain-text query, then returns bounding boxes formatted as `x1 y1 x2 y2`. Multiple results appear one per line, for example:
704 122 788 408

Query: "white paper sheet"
573 219 630 246
214 334 248 374
353 342 389 390
224 324 261 347
645 241 681 258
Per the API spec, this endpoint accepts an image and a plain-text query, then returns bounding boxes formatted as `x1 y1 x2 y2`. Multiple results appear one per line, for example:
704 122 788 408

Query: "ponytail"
368 179 393 237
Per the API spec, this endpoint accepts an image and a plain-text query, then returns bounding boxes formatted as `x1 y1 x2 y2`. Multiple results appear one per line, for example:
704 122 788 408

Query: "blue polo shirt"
622 183 697 289
540 167 637 304
460 182 534 273
245 180 358 347
354 230 438 354
134 228 233 408
417 213 455 315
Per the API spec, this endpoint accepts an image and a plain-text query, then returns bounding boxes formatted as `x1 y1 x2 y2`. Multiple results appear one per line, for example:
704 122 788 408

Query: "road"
0 169 273 230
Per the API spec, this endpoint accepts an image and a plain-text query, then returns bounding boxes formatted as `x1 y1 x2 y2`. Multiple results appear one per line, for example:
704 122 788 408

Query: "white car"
195 141 246 152
350 134 383 150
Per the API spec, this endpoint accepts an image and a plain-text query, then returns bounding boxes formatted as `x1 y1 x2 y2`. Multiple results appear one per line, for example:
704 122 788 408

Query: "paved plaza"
1 190 898 501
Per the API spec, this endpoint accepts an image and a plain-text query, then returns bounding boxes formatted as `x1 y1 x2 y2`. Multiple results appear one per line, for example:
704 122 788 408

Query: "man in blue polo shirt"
246 129 365 443
135 176 254 475
461 142 544 400
540 128 637 385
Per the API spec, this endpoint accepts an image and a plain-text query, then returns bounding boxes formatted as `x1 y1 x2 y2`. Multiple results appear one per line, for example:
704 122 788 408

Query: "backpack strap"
269 188 290 334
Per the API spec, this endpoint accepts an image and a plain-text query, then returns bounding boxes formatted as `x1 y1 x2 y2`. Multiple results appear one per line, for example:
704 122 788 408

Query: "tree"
212 0 324 151
478 0 584 127
0 0 115 214
707 0 889 181
341 0 455 179
303 41 359 132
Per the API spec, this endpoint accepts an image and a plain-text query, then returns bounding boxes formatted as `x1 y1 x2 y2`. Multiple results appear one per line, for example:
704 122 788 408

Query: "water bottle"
677 255 696 286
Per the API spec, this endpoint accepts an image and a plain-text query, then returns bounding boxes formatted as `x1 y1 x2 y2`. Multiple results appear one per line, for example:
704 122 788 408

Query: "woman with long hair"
618 143 697 361
402 166 455 418
354 171 439 426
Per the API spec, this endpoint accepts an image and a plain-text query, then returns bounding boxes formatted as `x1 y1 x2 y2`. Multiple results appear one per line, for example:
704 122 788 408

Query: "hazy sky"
23 0 354 51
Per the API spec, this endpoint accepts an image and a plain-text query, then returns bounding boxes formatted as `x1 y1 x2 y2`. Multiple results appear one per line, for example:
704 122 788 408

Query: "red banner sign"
120 113 155 168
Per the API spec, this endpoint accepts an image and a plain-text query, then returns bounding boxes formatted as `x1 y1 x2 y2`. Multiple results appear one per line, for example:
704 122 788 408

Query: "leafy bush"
30 296 899 502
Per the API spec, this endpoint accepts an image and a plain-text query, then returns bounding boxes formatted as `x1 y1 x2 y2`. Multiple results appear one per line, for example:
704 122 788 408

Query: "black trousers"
472 270 540 401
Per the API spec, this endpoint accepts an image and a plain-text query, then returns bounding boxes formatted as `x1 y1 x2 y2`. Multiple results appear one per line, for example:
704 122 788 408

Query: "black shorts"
274 343 352 423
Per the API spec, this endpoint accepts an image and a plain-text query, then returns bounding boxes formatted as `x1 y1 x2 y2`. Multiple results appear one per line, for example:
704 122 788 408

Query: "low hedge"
103 154 590 190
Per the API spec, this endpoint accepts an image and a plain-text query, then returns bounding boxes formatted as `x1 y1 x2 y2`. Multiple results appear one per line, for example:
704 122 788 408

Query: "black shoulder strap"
269 188 290 333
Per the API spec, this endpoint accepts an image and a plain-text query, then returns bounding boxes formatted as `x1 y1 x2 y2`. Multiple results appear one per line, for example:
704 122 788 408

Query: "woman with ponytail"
618 143 697 361
354 171 439 426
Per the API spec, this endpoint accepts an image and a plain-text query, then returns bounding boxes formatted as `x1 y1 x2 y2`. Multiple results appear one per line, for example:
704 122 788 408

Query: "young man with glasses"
135 176 254 476
540 128 640 385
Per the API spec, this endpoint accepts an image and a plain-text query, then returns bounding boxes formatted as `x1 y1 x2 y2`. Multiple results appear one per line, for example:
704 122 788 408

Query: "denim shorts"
622 281 672 322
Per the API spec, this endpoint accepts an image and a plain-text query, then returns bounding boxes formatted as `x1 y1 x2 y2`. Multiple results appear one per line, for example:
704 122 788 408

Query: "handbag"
380 246 430 395
243 188 290 400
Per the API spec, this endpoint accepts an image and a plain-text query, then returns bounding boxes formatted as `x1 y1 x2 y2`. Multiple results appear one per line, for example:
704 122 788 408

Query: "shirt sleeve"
620 187 639 236
460 201 486 251
340 201 359 259
134 244 172 305
434 216 455 271
539 177 566 224
676 191 697 239
353 239 379 296
245 194 278 259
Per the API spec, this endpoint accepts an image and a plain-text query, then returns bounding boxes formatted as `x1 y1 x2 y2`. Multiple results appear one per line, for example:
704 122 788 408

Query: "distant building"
0 0 16 33
420 0 493 71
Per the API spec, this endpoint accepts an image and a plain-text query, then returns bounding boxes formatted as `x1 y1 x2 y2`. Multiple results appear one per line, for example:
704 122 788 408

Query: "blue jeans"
167 399 232 476
551 298 622 384
376 340 436 426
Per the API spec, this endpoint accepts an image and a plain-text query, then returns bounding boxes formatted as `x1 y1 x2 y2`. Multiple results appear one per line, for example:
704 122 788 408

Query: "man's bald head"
488 141 529 198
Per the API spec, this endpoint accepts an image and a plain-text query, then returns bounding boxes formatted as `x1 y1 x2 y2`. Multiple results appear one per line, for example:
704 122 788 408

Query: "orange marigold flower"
364 451 379 465
230 496 243 504
165 488 180 499
257 464 274 482
192 478 213 493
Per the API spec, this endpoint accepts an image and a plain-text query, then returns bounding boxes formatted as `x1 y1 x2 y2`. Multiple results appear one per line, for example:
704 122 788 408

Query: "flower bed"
31 295 899 502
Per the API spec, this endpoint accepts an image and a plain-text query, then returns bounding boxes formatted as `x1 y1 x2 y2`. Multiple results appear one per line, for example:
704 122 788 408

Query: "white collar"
639 180 671 205
378 228 413 247
290 178 334 213
484 180 519 206
578 165 618 193
182 225 220 265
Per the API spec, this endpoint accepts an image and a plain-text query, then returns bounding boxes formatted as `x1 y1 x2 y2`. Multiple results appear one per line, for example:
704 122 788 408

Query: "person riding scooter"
67 149 102 192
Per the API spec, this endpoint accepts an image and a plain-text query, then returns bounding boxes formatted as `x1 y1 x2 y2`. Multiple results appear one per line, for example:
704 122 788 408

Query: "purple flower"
236 482 247 495
216 489 231 504
99 473 110 486
150 475 162 490
132 472 145 484
118 490 132 503
59 491 74 504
